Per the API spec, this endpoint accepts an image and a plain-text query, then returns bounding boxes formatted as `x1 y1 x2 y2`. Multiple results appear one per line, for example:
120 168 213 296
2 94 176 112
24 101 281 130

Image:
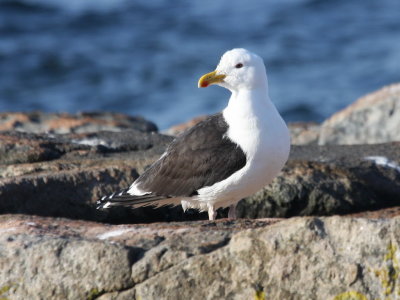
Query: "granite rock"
0 215 136 300
1 125 400 222
0 111 158 134
1 214 399 300
132 216 400 300
163 115 208 136
319 83 400 145
0 129 180 223
288 122 320 145
239 142 400 218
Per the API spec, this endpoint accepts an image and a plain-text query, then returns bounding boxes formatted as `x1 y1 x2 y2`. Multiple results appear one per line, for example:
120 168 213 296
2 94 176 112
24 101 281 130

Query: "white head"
198 48 268 92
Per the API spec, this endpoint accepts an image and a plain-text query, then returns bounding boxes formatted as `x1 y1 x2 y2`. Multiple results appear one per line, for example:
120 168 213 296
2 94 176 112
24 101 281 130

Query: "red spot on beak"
201 81 209 88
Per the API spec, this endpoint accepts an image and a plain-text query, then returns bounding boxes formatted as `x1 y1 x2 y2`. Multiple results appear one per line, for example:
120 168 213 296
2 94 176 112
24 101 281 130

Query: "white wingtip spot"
102 202 111 209
181 201 188 212
128 183 151 196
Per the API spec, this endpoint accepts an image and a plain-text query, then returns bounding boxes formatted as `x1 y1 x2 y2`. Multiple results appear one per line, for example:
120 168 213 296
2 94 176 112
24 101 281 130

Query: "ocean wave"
0 0 128 14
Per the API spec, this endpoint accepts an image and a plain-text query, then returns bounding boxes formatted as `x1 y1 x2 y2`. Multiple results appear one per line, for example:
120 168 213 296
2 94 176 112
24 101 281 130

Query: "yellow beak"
198 71 226 88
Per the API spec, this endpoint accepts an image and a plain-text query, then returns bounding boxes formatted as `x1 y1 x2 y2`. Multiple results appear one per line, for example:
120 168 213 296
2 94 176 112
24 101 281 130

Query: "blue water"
0 0 399 129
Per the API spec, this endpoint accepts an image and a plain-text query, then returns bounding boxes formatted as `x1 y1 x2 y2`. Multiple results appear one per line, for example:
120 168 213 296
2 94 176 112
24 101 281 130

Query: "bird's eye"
235 63 243 69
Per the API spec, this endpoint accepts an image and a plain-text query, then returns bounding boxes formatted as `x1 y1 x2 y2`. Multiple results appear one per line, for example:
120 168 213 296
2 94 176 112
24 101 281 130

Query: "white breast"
193 88 291 210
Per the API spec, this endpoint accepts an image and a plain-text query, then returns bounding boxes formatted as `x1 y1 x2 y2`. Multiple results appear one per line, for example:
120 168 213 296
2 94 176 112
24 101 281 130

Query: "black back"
136 113 247 197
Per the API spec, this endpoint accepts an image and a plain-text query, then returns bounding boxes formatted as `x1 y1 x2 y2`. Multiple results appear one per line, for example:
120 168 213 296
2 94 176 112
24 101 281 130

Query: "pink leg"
208 205 217 220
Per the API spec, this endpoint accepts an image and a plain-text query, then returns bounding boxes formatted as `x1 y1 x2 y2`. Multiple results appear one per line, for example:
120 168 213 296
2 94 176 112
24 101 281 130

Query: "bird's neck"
222 87 282 159
224 87 273 119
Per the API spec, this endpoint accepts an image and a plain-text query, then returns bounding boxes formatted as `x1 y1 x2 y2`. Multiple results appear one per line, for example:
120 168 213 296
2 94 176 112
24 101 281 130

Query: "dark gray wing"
97 113 247 209
135 113 247 197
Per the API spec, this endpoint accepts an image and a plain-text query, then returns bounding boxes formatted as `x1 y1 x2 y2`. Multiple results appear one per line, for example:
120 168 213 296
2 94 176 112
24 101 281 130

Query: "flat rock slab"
1 127 400 223
0 111 158 134
0 130 181 223
319 83 400 145
0 214 399 299
239 142 400 218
